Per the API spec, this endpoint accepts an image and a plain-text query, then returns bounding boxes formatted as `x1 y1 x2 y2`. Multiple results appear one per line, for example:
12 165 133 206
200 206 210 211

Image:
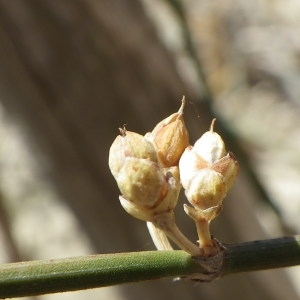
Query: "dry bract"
146 97 189 168
184 170 227 211
193 119 226 164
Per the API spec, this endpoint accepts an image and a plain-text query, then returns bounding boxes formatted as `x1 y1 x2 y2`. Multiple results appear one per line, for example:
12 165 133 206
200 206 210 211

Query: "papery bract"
146 97 189 167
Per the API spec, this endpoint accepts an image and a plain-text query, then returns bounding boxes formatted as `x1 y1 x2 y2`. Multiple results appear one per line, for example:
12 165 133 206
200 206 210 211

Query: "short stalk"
196 219 213 248
184 205 220 256
195 219 220 256
147 221 173 250
153 212 201 256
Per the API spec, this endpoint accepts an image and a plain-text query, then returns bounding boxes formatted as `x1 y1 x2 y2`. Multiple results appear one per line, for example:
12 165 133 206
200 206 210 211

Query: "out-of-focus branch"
166 0 283 220
0 192 21 262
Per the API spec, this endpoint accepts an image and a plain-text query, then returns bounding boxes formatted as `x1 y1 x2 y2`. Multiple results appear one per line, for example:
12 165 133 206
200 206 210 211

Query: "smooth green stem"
0 251 203 298
0 235 300 298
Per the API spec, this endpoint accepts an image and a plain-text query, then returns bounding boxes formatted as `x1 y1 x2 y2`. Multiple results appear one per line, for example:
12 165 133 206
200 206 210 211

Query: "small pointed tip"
210 118 217 132
178 96 186 115
119 126 127 136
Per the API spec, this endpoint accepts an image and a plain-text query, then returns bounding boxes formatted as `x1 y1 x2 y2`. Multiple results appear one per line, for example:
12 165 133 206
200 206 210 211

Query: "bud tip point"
210 118 217 132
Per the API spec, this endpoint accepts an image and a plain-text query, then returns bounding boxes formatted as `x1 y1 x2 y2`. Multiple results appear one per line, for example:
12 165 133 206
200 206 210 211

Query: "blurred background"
0 0 300 299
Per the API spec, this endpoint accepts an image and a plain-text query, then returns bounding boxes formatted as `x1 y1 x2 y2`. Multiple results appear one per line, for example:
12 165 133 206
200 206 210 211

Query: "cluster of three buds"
109 98 238 256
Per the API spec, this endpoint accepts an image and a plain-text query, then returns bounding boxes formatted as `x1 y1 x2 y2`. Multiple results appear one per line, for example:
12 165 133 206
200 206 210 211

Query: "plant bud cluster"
108 100 188 222
108 99 239 256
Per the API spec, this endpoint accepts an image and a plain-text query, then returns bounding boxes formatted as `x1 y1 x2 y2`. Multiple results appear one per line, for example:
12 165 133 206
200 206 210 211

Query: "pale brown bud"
179 119 238 215
179 119 239 254
146 97 189 167
117 158 167 208
109 129 181 222
118 165 181 222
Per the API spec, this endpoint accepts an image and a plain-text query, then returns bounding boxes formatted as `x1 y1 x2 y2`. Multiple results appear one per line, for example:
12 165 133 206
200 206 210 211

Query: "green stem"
223 235 300 274
0 235 300 298
0 250 204 298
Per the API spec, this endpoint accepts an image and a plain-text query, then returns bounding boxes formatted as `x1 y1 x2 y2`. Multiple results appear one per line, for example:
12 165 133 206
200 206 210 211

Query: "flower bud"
179 119 238 217
109 128 181 222
117 157 167 208
146 97 189 167
118 165 181 222
179 119 238 252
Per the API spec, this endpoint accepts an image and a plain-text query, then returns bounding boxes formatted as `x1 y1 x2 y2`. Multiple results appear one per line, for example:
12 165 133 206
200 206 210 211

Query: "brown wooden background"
0 1 298 299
